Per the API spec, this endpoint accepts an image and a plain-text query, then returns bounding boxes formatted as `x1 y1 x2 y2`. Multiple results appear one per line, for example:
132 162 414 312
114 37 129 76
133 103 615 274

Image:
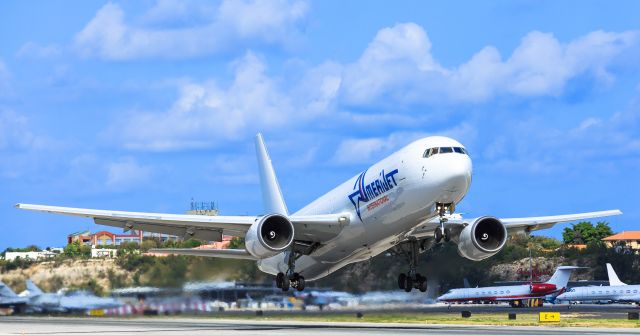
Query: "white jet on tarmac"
437 266 580 307
17 135 622 293
557 263 640 304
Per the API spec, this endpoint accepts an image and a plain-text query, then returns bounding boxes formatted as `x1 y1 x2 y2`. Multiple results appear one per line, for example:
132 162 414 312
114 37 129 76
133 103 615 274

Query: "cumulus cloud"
332 132 428 165
339 23 638 105
109 52 293 150
74 0 308 60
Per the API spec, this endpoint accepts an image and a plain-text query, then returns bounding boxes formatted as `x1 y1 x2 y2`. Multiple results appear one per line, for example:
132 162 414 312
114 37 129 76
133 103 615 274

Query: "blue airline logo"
348 168 399 221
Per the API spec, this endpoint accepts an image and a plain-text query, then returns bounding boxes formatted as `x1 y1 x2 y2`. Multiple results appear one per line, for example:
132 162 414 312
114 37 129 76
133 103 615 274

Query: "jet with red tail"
437 266 580 307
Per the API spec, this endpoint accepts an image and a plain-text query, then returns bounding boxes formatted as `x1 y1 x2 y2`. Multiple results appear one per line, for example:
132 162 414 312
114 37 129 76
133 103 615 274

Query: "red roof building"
602 231 640 250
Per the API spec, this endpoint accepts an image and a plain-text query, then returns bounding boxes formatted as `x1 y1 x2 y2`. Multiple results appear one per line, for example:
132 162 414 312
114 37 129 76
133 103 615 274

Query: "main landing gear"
397 238 428 293
275 250 305 292
434 202 454 243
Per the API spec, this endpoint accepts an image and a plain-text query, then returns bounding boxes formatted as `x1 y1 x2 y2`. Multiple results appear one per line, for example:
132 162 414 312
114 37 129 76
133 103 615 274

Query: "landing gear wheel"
416 274 428 292
404 275 413 292
443 227 451 242
434 228 443 243
296 276 306 291
276 272 284 289
398 273 407 290
281 276 290 292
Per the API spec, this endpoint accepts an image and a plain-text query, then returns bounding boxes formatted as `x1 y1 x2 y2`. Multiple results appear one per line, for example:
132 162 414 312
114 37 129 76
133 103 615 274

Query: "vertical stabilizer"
606 263 627 286
463 278 470 288
255 133 288 215
26 279 44 296
545 266 581 288
0 281 18 297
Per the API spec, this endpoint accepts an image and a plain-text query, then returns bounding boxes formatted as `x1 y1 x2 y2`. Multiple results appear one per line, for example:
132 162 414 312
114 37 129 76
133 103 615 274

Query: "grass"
201 312 640 328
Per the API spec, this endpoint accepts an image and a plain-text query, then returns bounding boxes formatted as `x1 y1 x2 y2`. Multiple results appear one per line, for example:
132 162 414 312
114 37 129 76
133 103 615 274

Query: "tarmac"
1 316 640 335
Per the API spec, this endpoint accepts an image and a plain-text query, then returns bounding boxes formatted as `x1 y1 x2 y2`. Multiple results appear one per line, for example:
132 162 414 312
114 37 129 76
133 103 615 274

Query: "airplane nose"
438 156 472 201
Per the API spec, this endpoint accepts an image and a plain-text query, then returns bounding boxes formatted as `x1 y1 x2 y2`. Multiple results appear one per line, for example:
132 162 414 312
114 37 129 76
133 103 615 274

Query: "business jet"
437 266 580 307
16 135 622 293
556 263 640 304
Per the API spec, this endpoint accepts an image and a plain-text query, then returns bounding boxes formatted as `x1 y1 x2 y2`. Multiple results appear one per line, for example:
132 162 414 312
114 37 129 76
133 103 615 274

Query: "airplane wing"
500 210 622 235
407 209 622 239
148 248 258 260
15 203 348 242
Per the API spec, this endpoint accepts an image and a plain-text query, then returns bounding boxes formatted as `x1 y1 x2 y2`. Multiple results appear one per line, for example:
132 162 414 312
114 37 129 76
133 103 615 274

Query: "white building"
91 245 117 258
4 250 58 261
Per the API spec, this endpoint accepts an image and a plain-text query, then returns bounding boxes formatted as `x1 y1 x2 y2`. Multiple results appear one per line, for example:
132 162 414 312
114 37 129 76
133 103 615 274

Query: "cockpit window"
423 146 468 158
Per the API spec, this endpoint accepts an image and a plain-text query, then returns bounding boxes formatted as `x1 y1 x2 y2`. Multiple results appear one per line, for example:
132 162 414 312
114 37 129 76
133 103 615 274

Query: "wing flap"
291 214 350 242
17 203 255 240
148 248 257 260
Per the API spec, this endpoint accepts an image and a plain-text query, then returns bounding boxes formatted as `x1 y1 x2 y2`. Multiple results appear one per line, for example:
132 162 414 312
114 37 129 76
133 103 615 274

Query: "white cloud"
16 42 62 59
0 109 39 150
339 23 638 106
332 131 428 165
74 0 308 60
109 52 293 150
482 101 640 175
106 157 152 191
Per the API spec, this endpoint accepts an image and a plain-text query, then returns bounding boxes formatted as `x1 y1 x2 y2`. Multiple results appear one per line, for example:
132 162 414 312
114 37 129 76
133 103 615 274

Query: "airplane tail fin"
606 263 627 286
26 279 44 296
463 278 471 288
545 266 582 288
255 133 288 215
0 281 18 297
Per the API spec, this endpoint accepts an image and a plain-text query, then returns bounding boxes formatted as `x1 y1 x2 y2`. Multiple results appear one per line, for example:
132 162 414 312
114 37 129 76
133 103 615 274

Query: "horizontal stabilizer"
148 248 257 260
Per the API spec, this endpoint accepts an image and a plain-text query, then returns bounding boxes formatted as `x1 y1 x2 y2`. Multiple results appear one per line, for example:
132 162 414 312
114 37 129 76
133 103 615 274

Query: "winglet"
606 263 627 286
255 133 288 215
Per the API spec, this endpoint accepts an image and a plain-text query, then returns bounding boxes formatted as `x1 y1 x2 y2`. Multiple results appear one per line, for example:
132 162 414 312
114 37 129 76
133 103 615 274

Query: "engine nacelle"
456 216 507 261
530 283 557 294
245 214 294 259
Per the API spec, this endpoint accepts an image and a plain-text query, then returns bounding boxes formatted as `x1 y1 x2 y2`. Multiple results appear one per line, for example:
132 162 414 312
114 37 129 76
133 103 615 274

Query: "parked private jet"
556 263 640 304
437 266 580 307
17 135 622 292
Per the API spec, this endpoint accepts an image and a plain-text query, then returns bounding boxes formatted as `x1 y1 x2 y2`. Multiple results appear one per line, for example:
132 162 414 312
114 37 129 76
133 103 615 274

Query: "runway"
1 317 639 335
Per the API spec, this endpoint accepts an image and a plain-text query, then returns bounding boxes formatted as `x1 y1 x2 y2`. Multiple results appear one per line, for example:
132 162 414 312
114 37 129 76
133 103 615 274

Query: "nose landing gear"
275 250 305 292
434 202 454 243
396 238 428 292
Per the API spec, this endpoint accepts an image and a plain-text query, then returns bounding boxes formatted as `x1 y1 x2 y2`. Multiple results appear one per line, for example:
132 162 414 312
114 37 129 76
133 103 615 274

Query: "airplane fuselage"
437 284 560 303
557 285 640 303
258 136 472 280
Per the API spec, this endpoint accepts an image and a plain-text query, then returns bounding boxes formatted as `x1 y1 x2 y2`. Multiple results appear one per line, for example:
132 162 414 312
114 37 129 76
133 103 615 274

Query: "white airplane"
437 266 580 307
16 135 622 292
556 263 640 304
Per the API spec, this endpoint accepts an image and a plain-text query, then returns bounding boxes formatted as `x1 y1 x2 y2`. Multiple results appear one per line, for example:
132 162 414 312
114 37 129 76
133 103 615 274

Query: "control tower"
186 199 219 216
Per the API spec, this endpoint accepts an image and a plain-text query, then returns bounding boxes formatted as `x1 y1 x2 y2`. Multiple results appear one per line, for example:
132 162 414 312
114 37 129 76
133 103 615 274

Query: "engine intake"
456 216 507 261
245 214 294 259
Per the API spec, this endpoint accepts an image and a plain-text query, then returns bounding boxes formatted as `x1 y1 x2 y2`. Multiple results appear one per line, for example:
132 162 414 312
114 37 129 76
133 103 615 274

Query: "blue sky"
1 0 639 249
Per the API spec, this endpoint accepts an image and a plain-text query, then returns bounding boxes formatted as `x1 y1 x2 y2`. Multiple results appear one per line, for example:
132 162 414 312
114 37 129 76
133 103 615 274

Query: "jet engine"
245 214 294 259
456 216 507 261
530 283 557 294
